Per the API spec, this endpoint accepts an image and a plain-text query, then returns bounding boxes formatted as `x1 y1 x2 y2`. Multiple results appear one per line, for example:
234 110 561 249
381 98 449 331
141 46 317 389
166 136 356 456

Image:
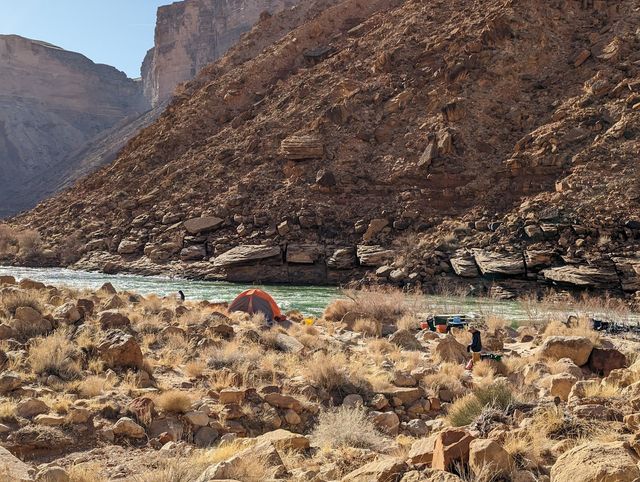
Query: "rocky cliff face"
0 35 150 217
10 0 640 298
141 0 299 106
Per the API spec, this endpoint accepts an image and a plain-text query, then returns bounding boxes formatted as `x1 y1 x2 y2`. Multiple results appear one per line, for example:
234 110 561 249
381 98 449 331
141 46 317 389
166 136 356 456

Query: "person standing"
468 326 482 363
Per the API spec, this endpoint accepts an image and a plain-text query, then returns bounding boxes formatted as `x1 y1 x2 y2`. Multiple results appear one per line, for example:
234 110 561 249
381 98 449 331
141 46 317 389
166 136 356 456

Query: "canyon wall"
0 35 150 217
141 0 299 106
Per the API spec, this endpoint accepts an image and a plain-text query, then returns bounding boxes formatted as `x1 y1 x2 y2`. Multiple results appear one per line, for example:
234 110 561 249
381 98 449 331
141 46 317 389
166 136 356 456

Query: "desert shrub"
154 390 193 414
353 318 381 337
447 382 514 427
28 331 82 380
16 229 42 258
184 360 206 378
312 406 386 450
303 351 372 396
473 381 514 410
79 375 113 398
447 393 484 427
0 290 44 316
0 399 17 421
323 286 422 324
0 224 17 254
423 362 466 396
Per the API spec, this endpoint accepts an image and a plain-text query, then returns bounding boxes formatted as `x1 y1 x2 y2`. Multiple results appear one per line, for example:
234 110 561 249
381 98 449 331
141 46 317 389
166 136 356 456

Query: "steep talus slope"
11 0 640 296
0 35 149 217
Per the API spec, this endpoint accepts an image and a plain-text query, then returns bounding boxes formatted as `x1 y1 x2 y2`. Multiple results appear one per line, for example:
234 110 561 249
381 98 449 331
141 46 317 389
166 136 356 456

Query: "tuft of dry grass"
184 360 207 378
28 331 81 380
312 406 387 450
0 290 44 315
68 463 108 482
543 317 600 345
78 375 114 398
0 399 17 421
353 318 381 337
447 382 514 427
154 390 193 414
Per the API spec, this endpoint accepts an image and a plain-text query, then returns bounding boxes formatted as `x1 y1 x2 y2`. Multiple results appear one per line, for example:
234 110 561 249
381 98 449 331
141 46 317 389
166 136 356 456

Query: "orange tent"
229 289 284 321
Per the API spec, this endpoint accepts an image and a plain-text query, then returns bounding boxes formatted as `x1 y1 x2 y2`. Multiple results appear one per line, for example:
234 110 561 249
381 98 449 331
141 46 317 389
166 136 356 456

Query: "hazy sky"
0 0 169 78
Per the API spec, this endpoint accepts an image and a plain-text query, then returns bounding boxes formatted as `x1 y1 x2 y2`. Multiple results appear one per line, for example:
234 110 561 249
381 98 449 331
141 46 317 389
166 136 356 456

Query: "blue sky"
0 0 169 78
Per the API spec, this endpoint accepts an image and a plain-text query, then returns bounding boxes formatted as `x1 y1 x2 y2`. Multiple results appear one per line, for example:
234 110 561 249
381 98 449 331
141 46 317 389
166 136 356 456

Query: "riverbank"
2 274 640 480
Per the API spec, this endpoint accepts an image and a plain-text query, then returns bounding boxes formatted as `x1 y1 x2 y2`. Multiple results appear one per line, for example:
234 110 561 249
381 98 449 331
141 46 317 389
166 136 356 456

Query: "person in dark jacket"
467 326 482 363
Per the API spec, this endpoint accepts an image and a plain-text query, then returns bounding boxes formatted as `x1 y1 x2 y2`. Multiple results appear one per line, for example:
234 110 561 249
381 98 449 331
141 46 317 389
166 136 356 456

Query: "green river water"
0 266 632 323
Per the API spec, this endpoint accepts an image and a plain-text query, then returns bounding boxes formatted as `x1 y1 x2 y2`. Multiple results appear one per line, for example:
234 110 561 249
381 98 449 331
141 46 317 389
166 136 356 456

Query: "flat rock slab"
183 216 224 234
541 264 619 288
213 245 281 267
473 250 525 276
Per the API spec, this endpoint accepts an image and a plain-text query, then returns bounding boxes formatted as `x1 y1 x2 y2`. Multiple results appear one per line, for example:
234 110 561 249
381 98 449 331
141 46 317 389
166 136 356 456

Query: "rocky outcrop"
142 0 301 106
0 35 149 217
550 441 640 482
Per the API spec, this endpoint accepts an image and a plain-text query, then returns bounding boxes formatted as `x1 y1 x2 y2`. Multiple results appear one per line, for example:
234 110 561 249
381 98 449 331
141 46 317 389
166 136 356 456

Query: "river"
0 266 634 323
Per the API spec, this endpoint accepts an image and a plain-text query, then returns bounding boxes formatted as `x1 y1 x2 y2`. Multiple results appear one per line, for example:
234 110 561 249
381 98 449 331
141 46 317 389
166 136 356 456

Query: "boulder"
468 438 511 476
327 248 357 269
357 245 395 267
450 254 480 278
408 434 438 464
183 216 224 235
97 330 143 370
383 387 425 406
431 429 475 471
257 429 309 451
370 411 400 435
0 445 32 482
588 347 627 376
184 410 209 427
550 441 640 482
0 372 22 394
117 239 141 255
34 414 66 426
52 302 82 324
264 393 303 412
553 358 584 379
0 275 16 285
179 245 207 261
541 265 619 289
113 417 145 438
213 245 281 267
473 250 525 276
16 398 49 418
219 389 246 405
401 470 462 482
194 426 218 448
538 336 593 366
342 457 407 481
196 440 286 481
97 310 130 330
363 219 389 242
15 306 42 323
389 330 422 351
280 134 324 160
434 335 468 364
286 244 322 264
36 466 69 482
549 373 578 401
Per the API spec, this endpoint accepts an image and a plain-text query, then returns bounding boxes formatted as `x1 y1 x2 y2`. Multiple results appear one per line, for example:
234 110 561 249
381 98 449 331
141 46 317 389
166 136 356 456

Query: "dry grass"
543 317 601 345
78 375 114 398
303 351 371 396
0 224 42 259
323 286 423 324
581 382 621 399
184 360 207 378
312 406 387 450
423 362 467 396
447 382 514 427
0 399 17 421
68 463 108 482
352 318 381 337
154 390 193 414
0 289 44 315
28 331 81 380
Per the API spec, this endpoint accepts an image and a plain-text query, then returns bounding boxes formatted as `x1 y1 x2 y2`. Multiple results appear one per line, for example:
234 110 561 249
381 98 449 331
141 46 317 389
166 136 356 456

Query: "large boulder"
213 245 281 267
434 335 468 364
432 429 475 471
0 445 32 481
97 310 130 330
97 330 143 370
588 347 627 376
389 330 422 351
538 336 593 366
473 250 525 276
548 373 578 401
257 429 309 451
112 417 145 438
468 438 511 477
342 457 407 481
550 441 640 482
16 398 49 418
408 435 437 464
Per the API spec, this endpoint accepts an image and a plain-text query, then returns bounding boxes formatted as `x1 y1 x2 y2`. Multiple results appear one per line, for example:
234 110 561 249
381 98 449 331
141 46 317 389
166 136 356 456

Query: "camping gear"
229 289 284 321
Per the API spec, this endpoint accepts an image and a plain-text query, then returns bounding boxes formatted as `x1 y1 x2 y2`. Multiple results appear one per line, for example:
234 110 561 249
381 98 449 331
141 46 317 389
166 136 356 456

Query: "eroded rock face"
142 0 300 107
0 35 149 217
